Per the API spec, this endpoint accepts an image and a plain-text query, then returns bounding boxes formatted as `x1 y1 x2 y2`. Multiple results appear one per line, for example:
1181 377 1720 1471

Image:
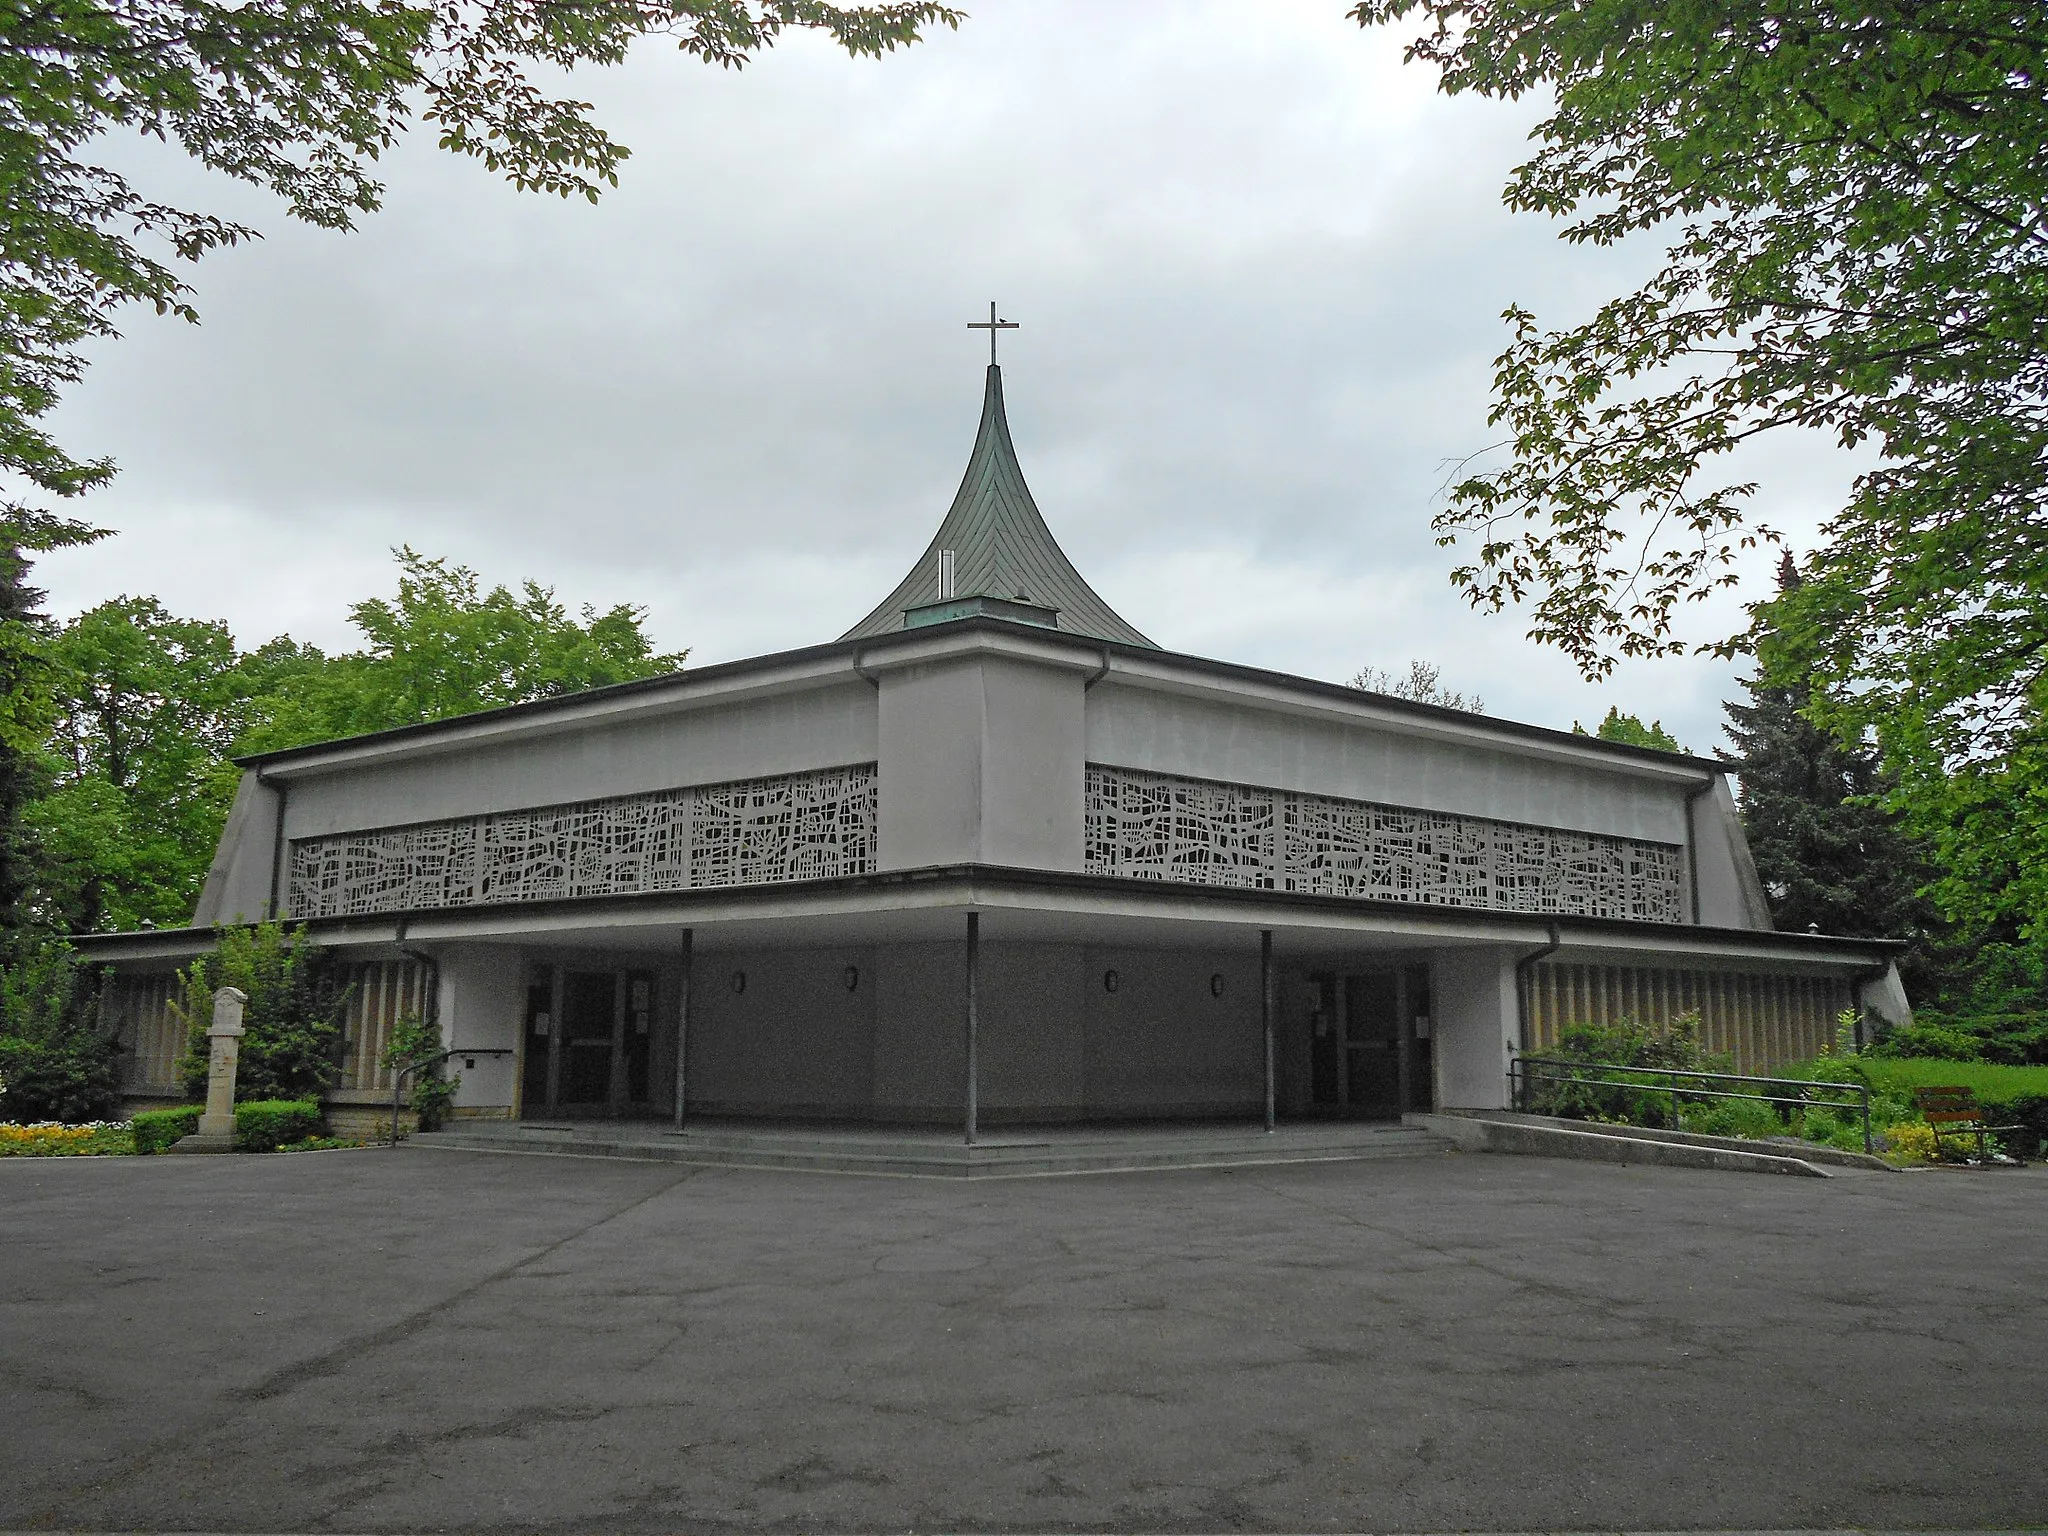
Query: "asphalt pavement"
2 1142 2043 1532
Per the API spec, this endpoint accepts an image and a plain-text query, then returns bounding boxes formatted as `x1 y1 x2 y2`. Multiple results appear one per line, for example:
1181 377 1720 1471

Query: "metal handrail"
1510 1054 1872 1154
389 1047 515 1146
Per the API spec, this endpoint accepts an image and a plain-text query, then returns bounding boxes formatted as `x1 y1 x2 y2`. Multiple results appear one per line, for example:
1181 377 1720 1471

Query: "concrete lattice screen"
1522 961 1849 1074
1083 765 1688 923
288 765 880 920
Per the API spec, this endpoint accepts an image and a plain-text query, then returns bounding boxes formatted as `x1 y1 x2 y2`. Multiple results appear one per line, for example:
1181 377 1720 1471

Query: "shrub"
381 1013 458 1131
0 939 123 1123
1680 1097 1785 1140
131 1105 203 1153
1526 1015 1729 1128
1880 1121 1939 1163
175 922 348 1102
1866 1020 1985 1062
234 1099 323 1153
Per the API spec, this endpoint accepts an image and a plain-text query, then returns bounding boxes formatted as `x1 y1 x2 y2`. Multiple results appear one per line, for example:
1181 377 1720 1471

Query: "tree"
1575 708 1684 754
0 515 104 939
1350 659 1485 712
0 935 120 1121
28 599 246 933
0 0 957 542
234 547 689 752
13 550 683 932
1350 0 2048 939
1726 558 1937 980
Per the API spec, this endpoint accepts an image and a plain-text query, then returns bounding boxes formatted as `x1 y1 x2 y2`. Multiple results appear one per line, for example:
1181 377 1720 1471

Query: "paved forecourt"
2 1147 2043 1532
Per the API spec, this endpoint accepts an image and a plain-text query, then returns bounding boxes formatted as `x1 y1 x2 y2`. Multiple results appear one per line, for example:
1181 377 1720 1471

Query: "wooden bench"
1912 1085 2023 1163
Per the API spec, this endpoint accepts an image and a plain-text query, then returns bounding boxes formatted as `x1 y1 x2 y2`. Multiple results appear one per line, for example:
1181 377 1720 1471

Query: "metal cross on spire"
967 301 1018 365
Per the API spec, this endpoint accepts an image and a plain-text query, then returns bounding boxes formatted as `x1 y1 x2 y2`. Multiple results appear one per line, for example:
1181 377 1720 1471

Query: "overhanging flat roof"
74 862 1900 970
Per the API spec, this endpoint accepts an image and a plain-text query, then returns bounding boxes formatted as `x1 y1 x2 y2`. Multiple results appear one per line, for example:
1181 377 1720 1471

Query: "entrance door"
557 970 620 1109
1308 965 1435 1117
1343 971 1403 1116
520 963 659 1118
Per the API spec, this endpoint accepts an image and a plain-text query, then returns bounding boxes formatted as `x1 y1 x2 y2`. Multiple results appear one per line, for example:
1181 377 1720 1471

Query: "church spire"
840 364 1157 648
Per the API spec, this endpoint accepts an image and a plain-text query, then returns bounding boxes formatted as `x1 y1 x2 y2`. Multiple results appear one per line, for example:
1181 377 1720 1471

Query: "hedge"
131 1105 203 1154
233 1099 324 1152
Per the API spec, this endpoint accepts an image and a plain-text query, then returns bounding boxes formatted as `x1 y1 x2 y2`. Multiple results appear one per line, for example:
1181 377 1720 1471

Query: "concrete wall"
1432 946 1521 1111
690 944 880 1116
283 683 877 841
437 944 526 1113
875 655 1085 871
1693 776 1773 929
192 772 282 927
1087 683 1689 844
496 938 1266 1124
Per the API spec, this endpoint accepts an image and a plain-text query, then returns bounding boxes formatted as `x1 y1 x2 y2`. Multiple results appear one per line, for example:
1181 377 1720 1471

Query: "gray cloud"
41 0 1858 752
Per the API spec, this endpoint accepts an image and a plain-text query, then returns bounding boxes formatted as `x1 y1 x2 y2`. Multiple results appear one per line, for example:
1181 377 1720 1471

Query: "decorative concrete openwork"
1084 765 1686 922
288 764 880 918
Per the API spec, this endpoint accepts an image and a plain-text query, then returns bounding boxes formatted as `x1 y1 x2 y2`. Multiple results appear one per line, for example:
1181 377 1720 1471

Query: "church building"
84 361 1910 1133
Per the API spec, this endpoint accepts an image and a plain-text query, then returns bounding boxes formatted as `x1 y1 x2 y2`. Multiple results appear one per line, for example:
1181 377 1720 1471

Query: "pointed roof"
840 365 1157 647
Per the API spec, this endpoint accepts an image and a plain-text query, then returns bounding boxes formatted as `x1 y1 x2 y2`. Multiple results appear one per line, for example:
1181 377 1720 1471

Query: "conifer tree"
1726 556 1935 988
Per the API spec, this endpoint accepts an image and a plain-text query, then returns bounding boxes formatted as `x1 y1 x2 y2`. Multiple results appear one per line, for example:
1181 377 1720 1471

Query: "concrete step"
413 1122 1451 1178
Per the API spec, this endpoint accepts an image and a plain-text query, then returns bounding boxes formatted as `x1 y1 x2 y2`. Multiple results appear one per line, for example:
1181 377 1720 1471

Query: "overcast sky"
41 0 1858 753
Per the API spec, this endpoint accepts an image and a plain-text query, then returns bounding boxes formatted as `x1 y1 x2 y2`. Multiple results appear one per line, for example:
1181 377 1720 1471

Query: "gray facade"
86 366 1908 1127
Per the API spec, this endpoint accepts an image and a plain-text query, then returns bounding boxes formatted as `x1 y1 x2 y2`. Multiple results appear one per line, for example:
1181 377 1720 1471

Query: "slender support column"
1261 929 1276 1133
673 928 693 1132
964 911 980 1147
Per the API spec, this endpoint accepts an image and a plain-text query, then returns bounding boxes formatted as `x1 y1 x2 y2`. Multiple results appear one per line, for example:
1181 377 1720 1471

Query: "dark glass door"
1343 971 1403 1116
1305 966 1435 1117
558 971 618 1107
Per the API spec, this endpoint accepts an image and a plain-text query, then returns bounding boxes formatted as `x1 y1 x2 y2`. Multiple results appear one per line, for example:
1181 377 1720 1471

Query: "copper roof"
840 365 1156 647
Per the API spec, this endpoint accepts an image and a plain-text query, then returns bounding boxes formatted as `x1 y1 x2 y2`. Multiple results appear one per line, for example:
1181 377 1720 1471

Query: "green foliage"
27 598 248 933
1573 707 1684 754
1678 1096 1783 1141
131 1104 202 1153
12 549 686 934
233 1099 323 1153
235 548 689 753
0 936 120 1122
381 1012 457 1131
1829 1056 2048 1158
1867 1021 1987 1063
1908 942 2048 1063
1526 1014 1724 1127
1728 556 1941 972
175 922 346 1102
1352 0 2048 954
0 0 956 544
0 516 106 939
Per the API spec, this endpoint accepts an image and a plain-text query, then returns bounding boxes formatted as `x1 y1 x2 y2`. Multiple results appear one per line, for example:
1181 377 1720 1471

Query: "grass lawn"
1847 1056 2048 1098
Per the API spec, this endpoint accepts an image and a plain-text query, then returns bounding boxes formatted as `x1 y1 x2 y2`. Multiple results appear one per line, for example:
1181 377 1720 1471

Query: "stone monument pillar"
169 986 247 1154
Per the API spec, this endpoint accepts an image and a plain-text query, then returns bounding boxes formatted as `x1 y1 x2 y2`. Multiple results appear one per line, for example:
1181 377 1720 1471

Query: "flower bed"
0 1121 135 1156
